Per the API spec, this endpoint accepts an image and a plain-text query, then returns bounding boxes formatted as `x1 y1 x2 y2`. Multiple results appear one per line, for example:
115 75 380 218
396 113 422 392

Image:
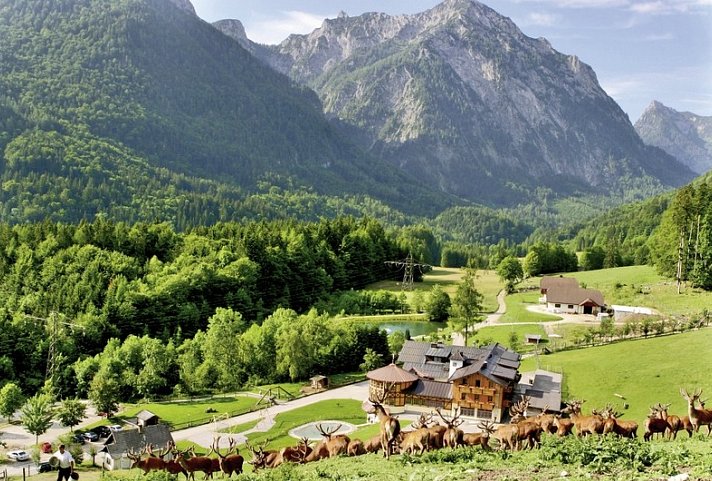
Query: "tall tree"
496 256 523 293
426 284 451 323
449 271 484 346
56 398 86 431
0 382 24 423
21 393 54 445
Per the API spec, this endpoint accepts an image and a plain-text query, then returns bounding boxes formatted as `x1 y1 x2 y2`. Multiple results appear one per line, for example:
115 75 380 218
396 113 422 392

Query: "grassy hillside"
521 328 712 420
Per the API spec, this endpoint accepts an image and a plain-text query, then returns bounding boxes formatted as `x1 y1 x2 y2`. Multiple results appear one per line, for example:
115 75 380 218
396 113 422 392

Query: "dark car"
73 433 85 444
38 462 57 473
82 431 99 442
93 426 111 438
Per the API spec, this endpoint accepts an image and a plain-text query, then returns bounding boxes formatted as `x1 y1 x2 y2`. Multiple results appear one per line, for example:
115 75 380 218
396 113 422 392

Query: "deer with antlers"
210 437 243 477
399 414 432 455
303 423 350 462
644 405 671 441
462 421 496 449
651 403 691 440
553 415 574 437
245 441 282 470
163 442 188 480
562 400 605 437
508 397 543 449
369 384 401 459
435 408 465 448
601 404 638 438
680 388 712 435
127 445 167 475
175 447 216 480
280 437 312 464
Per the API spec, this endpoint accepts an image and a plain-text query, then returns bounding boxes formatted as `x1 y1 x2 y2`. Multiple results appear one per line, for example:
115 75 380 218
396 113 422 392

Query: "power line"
384 252 430 291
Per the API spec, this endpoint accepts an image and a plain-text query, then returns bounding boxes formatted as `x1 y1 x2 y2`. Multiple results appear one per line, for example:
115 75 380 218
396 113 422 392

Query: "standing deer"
644 405 671 441
601 405 638 438
435 408 465 448
654 403 691 440
399 414 432 455
211 437 243 477
163 443 188 480
680 388 712 435
127 446 166 474
369 384 401 459
175 448 216 480
562 400 605 437
508 397 543 449
553 415 574 437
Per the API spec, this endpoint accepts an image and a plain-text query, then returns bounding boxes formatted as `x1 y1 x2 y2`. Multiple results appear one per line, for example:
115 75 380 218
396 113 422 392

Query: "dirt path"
452 289 506 346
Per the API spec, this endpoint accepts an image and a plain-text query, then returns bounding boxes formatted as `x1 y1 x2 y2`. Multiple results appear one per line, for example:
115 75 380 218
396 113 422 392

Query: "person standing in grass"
54 444 74 481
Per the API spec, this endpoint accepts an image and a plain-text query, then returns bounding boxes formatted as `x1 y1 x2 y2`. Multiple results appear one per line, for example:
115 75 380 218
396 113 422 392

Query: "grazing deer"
127 446 167 474
680 388 712 435
562 400 605 437
211 437 243 477
175 448 216 480
369 384 401 459
436 408 465 448
462 421 495 449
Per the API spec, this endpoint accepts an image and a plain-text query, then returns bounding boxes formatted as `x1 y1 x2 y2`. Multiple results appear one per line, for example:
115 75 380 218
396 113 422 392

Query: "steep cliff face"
217 0 694 205
168 0 195 15
635 101 712 175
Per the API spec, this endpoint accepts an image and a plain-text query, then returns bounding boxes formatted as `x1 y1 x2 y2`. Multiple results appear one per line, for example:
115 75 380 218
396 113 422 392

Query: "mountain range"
635 101 712 175
215 0 694 206
0 0 700 230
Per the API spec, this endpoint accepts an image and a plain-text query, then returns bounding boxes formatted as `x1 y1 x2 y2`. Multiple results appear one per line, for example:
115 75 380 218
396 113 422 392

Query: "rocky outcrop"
635 101 712 175
168 0 196 16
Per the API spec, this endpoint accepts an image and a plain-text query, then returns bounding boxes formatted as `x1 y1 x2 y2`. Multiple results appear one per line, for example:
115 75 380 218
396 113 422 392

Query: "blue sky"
189 0 712 123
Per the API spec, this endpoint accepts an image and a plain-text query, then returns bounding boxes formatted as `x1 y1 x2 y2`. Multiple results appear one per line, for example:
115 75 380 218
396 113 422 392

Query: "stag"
680 388 712 435
644 405 671 441
653 403 691 440
601 405 638 438
436 408 465 448
553 415 574 437
492 424 519 451
127 445 167 475
562 400 605 437
533 405 558 435
175 448 216 480
462 421 495 449
163 443 188 480
399 415 432 455
369 384 401 459
508 397 542 449
211 437 244 477
245 441 282 470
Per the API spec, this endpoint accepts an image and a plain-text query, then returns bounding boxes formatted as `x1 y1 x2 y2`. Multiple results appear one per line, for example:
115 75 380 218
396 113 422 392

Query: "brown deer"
654 403 691 440
369 384 401 458
436 408 464 448
363 434 382 454
533 405 558 435
279 437 312 464
563 400 605 437
601 405 638 438
163 443 188 480
211 437 244 477
245 441 282 470
492 423 519 450
175 448 216 480
680 388 712 435
462 421 495 449
553 415 574 437
509 397 543 449
399 415 432 455
127 445 167 474
644 405 671 441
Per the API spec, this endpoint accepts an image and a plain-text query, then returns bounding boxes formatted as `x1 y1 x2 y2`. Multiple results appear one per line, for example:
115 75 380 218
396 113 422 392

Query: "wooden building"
366 341 522 422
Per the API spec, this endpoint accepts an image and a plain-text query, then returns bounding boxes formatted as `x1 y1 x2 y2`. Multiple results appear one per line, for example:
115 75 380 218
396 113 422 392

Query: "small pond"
289 421 356 440
372 321 445 338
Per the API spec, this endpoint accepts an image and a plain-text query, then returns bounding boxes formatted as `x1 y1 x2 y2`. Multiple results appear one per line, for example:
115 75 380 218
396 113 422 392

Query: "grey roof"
399 341 521 386
405 379 452 400
136 410 158 422
102 425 173 459
516 370 563 412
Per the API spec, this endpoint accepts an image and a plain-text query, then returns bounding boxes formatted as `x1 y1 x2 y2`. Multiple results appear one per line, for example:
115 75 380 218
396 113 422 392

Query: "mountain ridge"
215 0 695 206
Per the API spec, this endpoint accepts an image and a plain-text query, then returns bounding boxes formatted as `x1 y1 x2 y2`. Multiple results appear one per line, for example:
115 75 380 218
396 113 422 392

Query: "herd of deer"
124 387 712 477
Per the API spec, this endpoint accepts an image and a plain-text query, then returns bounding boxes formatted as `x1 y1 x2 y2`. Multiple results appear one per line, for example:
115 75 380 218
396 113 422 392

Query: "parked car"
7 450 30 461
38 461 57 473
108 424 122 432
82 431 99 442
72 432 85 444
93 426 111 438
41 442 53 454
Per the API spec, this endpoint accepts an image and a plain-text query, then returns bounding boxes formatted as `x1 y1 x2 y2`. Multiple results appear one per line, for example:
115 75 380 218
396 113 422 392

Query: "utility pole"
25 312 83 399
385 252 430 291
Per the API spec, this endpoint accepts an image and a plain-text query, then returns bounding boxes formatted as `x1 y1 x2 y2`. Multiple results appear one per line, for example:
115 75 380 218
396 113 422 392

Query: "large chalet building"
367 340 521 422
540 276 605 316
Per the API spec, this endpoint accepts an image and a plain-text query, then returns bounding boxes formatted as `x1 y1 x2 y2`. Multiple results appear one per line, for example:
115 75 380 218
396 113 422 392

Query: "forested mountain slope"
0 0 452 224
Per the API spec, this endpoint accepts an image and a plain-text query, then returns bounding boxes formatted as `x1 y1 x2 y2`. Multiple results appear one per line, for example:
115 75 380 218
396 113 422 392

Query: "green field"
521 328 712 421
498 289 562 323
475 323 548 353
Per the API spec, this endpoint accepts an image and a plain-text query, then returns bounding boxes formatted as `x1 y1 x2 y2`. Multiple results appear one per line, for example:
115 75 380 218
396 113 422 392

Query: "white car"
7 450 30 461
108 424 122 431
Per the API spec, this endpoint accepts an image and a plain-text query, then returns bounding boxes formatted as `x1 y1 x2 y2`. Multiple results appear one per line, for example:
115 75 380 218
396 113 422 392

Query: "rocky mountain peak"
213 19 248 43
168 0 196 16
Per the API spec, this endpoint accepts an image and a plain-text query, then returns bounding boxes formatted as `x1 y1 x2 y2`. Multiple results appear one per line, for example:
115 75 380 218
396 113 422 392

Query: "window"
475 379 481 387
477 409 492 419
460 407 475 417
555 303 561 308
568 304 574 309
474 394 480 401
461 392 466 401
488 396 493 403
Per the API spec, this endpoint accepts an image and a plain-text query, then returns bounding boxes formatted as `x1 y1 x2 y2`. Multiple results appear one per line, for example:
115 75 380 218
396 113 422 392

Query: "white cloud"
629 1 667 13
643 32 675 40
245 10 328 45
527 12 560 25
514 0 629 8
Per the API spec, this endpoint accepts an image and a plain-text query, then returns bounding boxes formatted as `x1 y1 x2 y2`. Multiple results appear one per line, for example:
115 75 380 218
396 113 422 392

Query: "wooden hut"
366 363 418 407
